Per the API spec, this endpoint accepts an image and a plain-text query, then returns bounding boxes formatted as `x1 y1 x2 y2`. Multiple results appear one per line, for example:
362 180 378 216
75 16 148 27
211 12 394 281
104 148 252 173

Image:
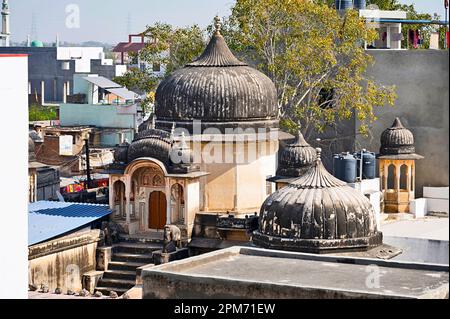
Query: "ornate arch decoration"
126 158 168 188
124 158 168 176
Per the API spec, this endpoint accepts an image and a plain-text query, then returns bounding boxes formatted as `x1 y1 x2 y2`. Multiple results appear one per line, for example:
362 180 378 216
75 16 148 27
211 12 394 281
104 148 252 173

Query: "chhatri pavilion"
107 17 279 238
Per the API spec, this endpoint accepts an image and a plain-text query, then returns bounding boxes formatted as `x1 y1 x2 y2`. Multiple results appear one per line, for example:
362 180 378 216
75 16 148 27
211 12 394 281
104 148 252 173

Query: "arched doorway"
149 191 167 230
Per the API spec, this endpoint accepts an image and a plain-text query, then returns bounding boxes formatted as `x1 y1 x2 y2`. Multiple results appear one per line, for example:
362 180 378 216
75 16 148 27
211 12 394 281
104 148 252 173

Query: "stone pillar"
109 177 115 210
63 82 67 103
40 80 45 105
165 181 171 225
125 177 131 224
394 164 400 192
406 164 412 193
96 246 112 271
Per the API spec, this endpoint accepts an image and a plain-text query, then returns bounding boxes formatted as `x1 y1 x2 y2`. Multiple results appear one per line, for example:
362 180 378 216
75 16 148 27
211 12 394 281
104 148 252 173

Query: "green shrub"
29 105 58 121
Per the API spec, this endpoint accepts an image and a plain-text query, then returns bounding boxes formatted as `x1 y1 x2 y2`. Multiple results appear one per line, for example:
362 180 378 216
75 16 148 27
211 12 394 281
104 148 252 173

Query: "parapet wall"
28 230 101 292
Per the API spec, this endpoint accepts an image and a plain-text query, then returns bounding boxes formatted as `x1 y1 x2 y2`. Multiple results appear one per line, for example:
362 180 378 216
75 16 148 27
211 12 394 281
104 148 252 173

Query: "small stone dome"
113 141 130 164
277 131 316 177
127 128 172 165
138 113 157 133
253 149 382 253
169 132 199 173
154 16 278 133
380 117 415 155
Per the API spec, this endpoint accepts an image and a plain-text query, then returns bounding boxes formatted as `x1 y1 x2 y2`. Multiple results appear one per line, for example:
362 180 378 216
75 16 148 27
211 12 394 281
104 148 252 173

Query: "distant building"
112 33 166 77
60 75 141 146
360 9 407 50
29 133 60 202
0 0 10 47
0 45 127 103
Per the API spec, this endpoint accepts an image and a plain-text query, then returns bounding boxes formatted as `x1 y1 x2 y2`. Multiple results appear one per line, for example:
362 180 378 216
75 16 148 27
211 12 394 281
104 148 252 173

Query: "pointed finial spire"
392 117 404 129
315 148 322 163
170 122 176 142
179 131 189 149
214 15 222 35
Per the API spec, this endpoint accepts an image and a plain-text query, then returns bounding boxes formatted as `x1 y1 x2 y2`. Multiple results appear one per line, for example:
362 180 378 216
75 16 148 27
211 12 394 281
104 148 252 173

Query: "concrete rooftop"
381 217 449 241
142 247 449 299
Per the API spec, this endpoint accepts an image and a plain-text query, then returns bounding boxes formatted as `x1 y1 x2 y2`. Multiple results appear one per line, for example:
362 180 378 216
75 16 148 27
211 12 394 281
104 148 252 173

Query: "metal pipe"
84 137 91 190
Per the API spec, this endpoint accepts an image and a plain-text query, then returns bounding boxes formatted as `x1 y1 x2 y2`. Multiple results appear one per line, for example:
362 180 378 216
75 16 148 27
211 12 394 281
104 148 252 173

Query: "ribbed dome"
277 131 316 177
127 128 172 165
380 117 415 155
253 149 382 253
154 17 278 133
169 132 199 173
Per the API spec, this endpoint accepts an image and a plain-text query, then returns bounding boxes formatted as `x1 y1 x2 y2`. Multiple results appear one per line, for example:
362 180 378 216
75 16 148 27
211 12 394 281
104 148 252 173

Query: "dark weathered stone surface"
277 131 316 177
255 149 381 252
126 128 172 164
113 141 129 164
154 19 278 133
380 117 416 155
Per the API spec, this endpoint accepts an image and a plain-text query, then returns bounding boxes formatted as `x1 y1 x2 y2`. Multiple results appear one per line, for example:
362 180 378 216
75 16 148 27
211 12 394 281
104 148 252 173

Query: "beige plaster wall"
201 140 278 213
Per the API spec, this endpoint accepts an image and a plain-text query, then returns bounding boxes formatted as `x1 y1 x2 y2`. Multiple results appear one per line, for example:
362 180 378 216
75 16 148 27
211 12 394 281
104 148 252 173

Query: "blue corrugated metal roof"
28 201 112 246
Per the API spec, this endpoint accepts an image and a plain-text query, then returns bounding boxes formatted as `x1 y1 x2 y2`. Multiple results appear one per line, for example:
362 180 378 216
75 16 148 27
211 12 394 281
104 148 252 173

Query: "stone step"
95 286 129 297
108 261 147 272
119 234 165 245
102 269 136 281
96 278 136 289
113 242 163 255
112 252 154 264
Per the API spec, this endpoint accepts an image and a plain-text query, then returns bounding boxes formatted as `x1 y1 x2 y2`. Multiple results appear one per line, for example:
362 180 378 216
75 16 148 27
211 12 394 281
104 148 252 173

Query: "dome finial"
214 15 222 34
170 122 176 142
315 148 322 162
392 117 404 129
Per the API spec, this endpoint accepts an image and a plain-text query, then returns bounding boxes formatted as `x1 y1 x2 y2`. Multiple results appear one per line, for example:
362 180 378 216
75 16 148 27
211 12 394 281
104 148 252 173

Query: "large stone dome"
380 117 415 155
154 17 278 133
253 149 382 253
277 131 316 177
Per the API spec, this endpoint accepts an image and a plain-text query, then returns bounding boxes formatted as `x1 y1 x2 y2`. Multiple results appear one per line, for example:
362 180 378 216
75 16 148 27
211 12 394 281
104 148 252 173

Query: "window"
387 164 395 190
400 164 408 190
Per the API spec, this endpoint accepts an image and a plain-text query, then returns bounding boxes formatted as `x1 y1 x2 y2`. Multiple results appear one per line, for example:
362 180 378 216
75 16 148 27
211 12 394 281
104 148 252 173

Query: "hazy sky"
8 0 449 44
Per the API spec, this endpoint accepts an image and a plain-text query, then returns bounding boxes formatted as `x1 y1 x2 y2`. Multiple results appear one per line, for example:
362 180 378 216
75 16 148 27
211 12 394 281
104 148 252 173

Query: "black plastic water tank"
333 154 341 177
354 150 376 180
335 152 357 183
354 0 366 10
335 0 353 10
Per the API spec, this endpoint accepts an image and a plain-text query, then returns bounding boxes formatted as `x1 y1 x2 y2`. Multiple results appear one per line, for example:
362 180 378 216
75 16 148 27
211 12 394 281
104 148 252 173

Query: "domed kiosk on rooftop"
267 131 317 190
253 148 383 253
379 117 420 158
378 117 423 214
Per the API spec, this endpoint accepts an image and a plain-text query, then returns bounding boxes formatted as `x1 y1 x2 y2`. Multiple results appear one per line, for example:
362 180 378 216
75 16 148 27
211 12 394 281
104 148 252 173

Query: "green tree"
113 23 205 112
224 0 396 137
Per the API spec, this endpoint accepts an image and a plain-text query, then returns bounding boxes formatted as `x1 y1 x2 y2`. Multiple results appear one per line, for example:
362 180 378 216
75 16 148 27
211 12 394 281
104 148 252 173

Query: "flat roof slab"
381 218 449 241
142 247 449 299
